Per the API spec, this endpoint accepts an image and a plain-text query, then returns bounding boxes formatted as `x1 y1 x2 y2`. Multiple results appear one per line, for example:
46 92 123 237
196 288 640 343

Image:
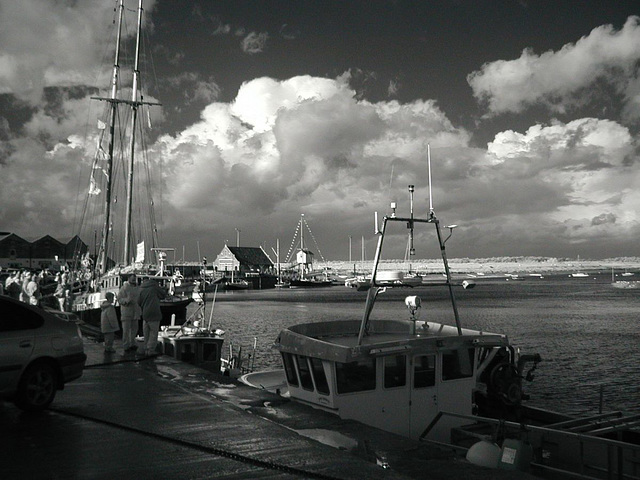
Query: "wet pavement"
1 337 536 479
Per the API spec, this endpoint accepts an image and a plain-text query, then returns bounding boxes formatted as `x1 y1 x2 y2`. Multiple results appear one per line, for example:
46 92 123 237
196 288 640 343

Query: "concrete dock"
1 337 536 479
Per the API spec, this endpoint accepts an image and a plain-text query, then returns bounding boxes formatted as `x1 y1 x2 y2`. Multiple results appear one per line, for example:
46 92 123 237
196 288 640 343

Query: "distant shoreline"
323 259 640 275
164 257 640 276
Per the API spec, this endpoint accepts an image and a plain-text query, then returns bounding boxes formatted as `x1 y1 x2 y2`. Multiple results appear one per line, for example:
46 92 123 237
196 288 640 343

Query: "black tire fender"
489 361 522 406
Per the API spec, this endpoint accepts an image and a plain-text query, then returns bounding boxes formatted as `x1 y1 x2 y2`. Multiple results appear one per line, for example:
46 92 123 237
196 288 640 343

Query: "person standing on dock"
118 274 141 353
137 279 166 356
101 292 119 353
19 271 30 303
25 273 41 306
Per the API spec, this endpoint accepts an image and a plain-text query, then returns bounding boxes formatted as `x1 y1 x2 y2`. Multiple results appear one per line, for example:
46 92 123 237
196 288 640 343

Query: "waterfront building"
213 245 274 276
212 245 276 289
0 232 88 270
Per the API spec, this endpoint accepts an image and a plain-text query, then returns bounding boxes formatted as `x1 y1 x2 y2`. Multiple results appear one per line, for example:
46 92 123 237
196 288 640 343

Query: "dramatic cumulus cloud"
154 76 466 236
468 16 640 122
145 77 640 257
2 71 640 258
483 118 639 247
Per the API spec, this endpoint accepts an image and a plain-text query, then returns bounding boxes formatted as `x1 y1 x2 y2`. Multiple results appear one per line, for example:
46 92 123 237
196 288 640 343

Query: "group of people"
3 269 46 306
2 267 79 310
101 274 167 356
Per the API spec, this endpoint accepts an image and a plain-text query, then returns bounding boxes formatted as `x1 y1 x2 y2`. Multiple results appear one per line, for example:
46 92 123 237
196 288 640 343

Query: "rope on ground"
49 406 346 480
83 354 159 369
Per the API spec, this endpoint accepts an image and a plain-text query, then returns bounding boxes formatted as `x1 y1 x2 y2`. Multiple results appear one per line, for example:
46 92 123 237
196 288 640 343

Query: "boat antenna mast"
357 149 463 345
428 144 434 216
428 146 463 335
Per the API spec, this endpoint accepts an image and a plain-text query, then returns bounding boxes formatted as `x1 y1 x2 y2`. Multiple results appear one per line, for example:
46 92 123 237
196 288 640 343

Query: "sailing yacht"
69 0 191 328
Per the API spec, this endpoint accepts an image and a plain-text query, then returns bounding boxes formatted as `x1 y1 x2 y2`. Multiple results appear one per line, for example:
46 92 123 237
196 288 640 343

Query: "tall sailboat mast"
93 0 125 275
123 0 144 265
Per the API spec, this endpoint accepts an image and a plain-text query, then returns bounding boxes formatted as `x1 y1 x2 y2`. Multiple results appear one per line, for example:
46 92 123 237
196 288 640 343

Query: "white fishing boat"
242 182 640 477
256 185 542 442
157 288 225 373
68 0 191 329
569 272 589 278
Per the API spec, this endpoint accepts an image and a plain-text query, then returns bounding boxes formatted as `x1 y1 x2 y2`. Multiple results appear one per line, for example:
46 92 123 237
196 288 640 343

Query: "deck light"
443 224 458 245
405 295 421 320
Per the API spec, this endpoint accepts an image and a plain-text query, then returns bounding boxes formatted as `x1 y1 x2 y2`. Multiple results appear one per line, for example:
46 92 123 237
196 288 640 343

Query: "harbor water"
191 273 640 417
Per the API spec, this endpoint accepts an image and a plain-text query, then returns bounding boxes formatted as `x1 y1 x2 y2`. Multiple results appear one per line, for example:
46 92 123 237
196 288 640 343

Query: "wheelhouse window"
442 348 475 381
282 352 299 387
413 354 436 388
295 356 314 391
309 357 330 395
335 358 376 394
384 354 407 388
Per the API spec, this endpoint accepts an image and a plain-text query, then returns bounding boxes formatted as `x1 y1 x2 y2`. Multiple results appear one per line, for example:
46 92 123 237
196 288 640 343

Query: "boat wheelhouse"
276 318 525 441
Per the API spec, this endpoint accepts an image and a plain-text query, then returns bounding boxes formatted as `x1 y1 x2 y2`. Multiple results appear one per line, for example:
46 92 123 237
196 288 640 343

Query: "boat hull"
239 370 288 395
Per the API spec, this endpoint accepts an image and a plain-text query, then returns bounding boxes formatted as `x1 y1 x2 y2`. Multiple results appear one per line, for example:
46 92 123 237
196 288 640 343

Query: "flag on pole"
135 241 145 263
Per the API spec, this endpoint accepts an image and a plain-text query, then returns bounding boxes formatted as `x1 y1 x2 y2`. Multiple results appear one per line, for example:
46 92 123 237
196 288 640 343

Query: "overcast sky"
1 0 639 262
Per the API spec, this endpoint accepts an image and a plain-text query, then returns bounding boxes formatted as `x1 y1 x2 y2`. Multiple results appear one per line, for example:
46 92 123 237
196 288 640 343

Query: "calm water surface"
192 273 640 417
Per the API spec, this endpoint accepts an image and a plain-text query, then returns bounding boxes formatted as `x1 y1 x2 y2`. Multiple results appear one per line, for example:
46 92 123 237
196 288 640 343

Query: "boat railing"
419 410 640 479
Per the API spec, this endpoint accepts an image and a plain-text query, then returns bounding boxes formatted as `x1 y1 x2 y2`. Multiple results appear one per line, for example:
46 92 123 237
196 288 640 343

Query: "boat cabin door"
409 354 439 439
410 349 476 441
429 348 477 442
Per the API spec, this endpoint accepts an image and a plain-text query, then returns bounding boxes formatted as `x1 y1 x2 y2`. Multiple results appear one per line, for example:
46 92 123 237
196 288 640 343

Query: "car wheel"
15 362 58 411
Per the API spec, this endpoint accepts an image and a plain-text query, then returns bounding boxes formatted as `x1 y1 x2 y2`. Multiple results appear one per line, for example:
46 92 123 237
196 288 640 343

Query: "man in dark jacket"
137 279 167 356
